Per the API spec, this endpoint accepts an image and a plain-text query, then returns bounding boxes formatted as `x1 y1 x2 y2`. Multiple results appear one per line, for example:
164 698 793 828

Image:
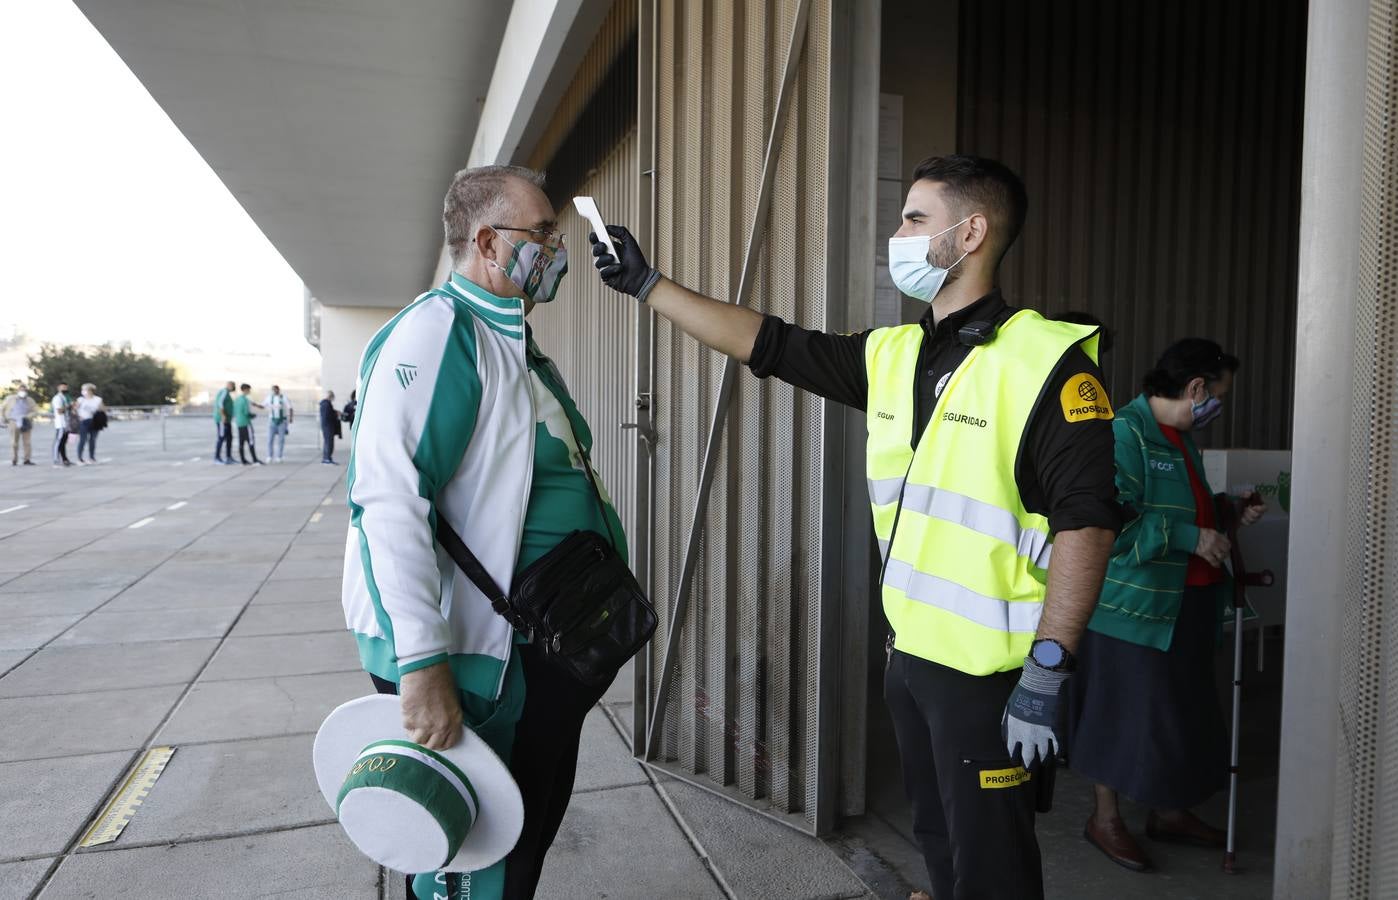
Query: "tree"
27 344 181 407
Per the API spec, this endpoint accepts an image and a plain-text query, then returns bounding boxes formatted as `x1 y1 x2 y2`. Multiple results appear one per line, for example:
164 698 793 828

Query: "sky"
0 0 320 389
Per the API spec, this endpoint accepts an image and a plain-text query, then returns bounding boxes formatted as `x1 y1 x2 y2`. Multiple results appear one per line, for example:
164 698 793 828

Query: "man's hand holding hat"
400 662 464 750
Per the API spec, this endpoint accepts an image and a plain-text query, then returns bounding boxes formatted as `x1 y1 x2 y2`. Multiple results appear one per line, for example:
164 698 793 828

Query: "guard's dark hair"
1142 338 1240 398
911 154 1028 265
240 383 251 391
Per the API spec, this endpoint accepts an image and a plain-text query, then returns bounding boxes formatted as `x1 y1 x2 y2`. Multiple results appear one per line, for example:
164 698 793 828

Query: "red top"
1158 425 1225 586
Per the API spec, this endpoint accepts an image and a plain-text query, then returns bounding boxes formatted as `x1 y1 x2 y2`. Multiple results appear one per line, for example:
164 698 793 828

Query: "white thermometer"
573 196 618 260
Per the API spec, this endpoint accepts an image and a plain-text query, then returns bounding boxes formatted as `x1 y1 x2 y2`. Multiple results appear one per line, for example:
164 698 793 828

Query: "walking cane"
1219 492 1273 874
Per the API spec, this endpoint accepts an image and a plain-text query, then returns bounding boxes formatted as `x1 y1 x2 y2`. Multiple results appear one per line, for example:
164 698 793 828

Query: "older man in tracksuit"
342 165 623 900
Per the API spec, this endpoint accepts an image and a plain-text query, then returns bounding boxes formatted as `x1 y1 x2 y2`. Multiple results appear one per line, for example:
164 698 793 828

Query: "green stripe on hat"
337 749 476 864
366 740 481 815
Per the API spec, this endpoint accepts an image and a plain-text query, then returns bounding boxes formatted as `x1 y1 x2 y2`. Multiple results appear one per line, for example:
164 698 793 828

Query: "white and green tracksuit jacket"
341 273 541 700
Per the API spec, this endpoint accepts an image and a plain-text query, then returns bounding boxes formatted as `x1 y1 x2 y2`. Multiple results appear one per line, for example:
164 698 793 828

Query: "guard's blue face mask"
887 217 970 302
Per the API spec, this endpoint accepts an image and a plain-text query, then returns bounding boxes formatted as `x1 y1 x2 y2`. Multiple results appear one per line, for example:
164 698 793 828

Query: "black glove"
590 225 662 301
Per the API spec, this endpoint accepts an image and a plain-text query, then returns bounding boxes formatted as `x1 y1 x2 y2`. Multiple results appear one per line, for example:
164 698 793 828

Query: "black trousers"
237 425 259 463
372 641 612 899
884 649 1042 900
214 421 232 460
321 424 336 462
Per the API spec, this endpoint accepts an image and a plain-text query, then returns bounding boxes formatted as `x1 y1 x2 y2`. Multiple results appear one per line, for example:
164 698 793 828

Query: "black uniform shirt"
746 290 1122 535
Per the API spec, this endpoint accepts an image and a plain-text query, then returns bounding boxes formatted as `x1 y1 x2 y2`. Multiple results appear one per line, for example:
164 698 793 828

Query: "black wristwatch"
1029 638 1077 673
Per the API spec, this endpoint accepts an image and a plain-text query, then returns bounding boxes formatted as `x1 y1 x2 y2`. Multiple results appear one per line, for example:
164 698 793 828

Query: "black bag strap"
435 518 530 632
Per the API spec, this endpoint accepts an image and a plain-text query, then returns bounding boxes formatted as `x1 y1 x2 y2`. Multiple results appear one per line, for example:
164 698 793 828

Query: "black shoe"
22 460 34 466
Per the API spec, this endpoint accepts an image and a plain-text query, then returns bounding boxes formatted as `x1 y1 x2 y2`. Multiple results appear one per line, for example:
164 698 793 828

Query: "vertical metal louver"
527 5 642 569
1333 1 1398 896
644 0 834 832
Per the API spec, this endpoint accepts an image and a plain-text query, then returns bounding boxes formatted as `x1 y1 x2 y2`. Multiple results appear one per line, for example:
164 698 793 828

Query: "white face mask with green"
488 228 569 303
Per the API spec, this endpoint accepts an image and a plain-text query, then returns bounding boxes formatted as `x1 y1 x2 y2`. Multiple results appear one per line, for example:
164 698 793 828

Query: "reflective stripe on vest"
865 310 1099 675
868 480 1055 570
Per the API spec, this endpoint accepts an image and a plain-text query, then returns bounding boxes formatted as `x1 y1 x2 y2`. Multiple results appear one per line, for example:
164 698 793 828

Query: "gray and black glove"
590 225 662 301
1002 656 1070 770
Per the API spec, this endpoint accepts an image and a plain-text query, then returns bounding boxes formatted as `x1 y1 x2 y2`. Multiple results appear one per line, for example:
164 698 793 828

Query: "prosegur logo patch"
394 364 419 389
1060 373 1113 423
979 765 1032 789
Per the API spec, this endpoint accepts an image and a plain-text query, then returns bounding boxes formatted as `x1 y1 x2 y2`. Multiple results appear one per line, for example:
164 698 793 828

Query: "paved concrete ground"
1 417 873 900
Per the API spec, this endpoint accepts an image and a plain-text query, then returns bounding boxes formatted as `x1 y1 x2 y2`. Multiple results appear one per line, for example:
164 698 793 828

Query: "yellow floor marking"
79 747 176 848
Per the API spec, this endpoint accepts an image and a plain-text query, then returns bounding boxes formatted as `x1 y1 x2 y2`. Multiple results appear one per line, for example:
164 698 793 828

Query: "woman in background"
1068 338 1265 873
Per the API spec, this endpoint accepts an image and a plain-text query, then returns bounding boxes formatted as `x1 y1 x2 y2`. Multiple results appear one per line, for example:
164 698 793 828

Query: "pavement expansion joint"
72 818 340 855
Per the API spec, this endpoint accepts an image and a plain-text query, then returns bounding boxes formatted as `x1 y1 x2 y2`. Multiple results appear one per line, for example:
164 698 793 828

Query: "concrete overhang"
73 0 510 308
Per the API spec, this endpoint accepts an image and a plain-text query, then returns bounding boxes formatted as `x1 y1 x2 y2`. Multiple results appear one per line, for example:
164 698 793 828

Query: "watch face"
1032 640 1065 668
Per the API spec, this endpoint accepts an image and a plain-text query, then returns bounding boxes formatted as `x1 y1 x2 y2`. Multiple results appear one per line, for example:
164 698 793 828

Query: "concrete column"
1272 0 1370 896
316 305 399 402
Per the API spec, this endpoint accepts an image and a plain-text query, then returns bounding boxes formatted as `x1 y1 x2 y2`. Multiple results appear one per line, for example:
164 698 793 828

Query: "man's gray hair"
443 165 547 265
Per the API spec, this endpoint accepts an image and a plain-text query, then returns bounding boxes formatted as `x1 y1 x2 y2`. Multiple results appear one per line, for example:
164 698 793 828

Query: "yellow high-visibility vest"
865 310 1102 675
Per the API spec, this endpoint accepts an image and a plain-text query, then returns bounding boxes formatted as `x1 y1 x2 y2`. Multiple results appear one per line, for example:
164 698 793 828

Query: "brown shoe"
1146 810 1226 848
1084 815 1154 871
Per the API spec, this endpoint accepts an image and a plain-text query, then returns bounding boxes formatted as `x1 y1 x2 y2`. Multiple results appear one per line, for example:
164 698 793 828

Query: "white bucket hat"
313 695 523 874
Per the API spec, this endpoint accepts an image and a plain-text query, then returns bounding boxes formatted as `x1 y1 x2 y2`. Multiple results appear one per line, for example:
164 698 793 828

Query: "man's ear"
475 226 499 262
1186 376 1207 401
963 213 990 255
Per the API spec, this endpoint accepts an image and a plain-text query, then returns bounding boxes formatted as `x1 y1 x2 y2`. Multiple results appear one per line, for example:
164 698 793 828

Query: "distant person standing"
50 382 73 467
319 390 340 465
340 390 357 426
264 385 293 462
234 383 265 465
2 385 37 466
213 380 235 465
74 383 105 465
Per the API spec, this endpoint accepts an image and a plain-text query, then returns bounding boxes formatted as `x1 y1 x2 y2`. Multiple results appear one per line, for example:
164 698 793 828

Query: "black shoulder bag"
435 428 656 689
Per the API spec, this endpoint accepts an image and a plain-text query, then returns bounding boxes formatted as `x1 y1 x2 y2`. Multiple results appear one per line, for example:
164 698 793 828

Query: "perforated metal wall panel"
527 4 641 587
645 0 833 830
529 130 640 544
1333 1 1398 894
957 0 1307 450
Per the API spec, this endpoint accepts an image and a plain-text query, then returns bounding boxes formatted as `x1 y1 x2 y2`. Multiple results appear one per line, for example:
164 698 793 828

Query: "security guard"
592 155 1121 899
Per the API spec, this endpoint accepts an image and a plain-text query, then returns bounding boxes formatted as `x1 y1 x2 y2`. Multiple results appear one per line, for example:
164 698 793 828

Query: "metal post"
1273 0 1369 895
645 0 814 762
632 0 659 759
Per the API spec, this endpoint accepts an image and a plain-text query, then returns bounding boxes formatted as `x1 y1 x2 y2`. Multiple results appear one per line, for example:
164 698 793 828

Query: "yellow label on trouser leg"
979 766 1032 789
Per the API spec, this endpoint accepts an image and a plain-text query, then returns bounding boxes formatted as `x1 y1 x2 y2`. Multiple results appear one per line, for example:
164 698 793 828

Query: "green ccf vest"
865 309 1101 675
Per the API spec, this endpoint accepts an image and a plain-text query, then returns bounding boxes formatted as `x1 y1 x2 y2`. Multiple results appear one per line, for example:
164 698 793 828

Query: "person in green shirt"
233 382 264 465
212 380 235 465
1066 338 1266 873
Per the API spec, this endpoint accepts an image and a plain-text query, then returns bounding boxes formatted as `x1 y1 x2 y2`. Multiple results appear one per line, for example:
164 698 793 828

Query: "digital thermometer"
572 196 618 260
